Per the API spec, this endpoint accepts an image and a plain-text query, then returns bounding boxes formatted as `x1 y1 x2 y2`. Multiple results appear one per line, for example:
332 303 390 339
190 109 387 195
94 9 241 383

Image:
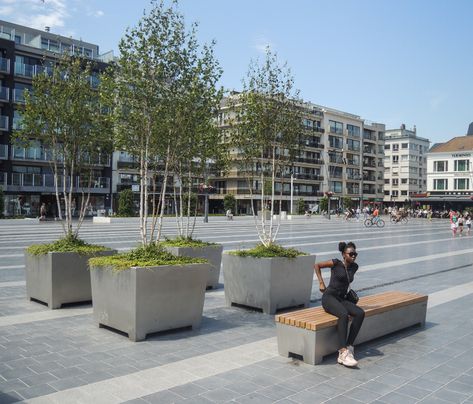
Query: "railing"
9 173 110 190
304 141 324 149
347 160 359 166
363 132 376 141
14 62 53 78
0 144 7 159
347 145 360 152
363 175 376 182
0 116 8 131
296 157 324 164
291 174 324 181
346 188 360 195
346 173 361 180
0 57 10 74
13 89 26 104
363 147 375 154
363 161 376 167
11 146 111 166
313 126 325 133
0 86 9 102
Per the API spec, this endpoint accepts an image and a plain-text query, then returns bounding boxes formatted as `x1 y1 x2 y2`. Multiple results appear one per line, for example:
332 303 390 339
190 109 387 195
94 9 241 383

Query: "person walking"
39 203 47 221
451 212 458 237
314 242 365 367
466 216 471 235
457 215 464 236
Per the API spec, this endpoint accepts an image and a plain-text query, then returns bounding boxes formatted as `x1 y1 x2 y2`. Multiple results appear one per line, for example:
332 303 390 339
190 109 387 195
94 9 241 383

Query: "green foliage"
161 236 216 247
319 197 328 212
14 53 113 237
229 47 302 245
0 188 4 218
27 235 110 256
297 198 305 215
89 243 206 271
117 189 135 216
223 194 236 213
342 196 353 209
182 192 197 216
230 243 307 258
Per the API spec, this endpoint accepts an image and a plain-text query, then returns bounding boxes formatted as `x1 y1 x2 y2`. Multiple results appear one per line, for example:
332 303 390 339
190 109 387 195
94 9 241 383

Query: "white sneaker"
337 349 358 367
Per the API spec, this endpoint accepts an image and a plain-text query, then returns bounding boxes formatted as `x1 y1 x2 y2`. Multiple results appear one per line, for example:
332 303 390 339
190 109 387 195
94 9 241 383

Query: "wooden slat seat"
275 291 428 365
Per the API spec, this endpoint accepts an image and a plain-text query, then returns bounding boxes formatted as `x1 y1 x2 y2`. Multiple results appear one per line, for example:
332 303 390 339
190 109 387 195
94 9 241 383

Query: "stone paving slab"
0 217 472 403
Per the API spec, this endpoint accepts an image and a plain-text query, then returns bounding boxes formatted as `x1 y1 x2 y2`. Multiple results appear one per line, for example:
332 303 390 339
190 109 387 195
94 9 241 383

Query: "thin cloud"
252 35 275 54
0 0 69 30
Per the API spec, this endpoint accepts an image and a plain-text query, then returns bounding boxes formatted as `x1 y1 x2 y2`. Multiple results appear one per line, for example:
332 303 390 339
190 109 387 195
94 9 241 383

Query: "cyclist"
372 206 379 224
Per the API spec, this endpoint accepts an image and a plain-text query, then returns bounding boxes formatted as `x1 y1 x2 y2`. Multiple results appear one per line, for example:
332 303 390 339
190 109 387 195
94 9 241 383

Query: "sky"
1 0 473 144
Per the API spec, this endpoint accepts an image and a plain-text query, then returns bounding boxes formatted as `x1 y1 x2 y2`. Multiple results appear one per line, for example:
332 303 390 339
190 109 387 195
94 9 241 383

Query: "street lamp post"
290 172 294 215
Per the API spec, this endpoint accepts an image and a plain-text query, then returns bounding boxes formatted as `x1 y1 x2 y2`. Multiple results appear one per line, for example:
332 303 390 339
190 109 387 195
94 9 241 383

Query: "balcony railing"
13 89 26 104
9 173 110 191
0 116 8 131
0 86 9 102
363 147 376 154
347 145 360 152
0 144 7 159
296 157 324 164
346 188 360 195
363 175 376 182
11 146 111 166
0 57 10 74
363 132 376 141
304 141 324 149
14 62 53 78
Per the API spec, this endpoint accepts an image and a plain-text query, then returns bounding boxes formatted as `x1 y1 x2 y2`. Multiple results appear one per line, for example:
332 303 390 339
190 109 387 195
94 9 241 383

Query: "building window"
401 143 408 149
347 124 360 137
392 144 399 152
329 166 343 178
392 190 399 197
329 120 343 134
384 190 390 195
329 135 343 149
330 181 342 193
433 179 448 190
454 159 469 172
392 179 399 186
384 144 390 150
392 155 399 164
454 178 469 190
347 139 360 151
434 161 448 172
401 178 408 184
384 179 389 184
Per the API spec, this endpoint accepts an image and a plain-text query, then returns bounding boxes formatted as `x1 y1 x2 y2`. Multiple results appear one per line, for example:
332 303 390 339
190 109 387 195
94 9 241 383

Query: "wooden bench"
275 291 428 365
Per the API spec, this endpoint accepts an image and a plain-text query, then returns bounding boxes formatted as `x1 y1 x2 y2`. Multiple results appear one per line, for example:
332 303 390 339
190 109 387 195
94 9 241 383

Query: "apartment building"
383 125 430 204
212 95 385 214
0 20 113 217
422 131 473 210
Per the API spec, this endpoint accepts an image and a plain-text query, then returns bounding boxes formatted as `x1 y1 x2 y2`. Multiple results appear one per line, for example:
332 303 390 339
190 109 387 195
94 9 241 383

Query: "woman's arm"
314 260 334 292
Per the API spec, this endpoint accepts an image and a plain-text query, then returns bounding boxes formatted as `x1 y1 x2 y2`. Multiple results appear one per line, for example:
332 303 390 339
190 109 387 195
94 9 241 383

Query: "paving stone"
343 386 383 402
141 390 185 404
430 387 470 403
377 391 419 404
223 380 261 396
47 375 89 391
169 382 209 399
15 383 57 400
394 384 431 400
49 366 87 379
286 389 331 404
233 392 276 403
442 380 473 395
199 387 242 402
0 391 24 404
19 372 59 387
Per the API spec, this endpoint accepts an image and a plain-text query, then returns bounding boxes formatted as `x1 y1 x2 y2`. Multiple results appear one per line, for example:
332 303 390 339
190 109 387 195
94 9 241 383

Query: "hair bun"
338 242 346 253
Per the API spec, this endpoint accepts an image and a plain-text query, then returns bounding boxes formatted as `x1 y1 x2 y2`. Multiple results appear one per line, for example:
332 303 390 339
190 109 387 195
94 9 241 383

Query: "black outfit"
322 258 365 348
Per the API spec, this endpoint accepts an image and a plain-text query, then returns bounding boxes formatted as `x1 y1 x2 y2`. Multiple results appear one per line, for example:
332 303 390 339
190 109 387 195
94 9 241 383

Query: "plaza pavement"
0 215 472 404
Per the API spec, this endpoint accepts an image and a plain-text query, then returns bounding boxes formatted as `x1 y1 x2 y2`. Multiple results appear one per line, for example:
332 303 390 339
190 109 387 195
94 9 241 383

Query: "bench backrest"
275 291 428 331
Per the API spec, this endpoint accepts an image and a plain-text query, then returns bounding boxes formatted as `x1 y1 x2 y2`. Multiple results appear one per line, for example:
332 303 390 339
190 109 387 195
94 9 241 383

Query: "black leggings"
322 291 365 348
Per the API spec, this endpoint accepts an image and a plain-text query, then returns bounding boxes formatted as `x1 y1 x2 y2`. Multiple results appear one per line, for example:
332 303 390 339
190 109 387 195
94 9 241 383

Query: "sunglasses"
348 252 358 258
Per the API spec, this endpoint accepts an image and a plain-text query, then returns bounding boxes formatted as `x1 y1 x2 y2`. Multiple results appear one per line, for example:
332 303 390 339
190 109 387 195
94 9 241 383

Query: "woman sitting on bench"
314 241 365 367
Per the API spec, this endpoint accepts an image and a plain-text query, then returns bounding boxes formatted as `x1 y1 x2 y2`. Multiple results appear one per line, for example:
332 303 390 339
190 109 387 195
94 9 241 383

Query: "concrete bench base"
276 293 427 365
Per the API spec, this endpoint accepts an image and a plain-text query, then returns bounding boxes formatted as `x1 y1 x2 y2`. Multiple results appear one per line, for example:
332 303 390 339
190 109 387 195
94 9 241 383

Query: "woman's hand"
319 281 326 292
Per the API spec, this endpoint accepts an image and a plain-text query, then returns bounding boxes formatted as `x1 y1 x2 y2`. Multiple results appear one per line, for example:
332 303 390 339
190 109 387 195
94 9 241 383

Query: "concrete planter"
25 250 116 309
222 253 314 314
163 245 223 289
90 263 209 341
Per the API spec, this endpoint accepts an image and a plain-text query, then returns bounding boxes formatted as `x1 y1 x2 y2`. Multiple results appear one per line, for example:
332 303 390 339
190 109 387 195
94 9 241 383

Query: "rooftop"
429 135 473 153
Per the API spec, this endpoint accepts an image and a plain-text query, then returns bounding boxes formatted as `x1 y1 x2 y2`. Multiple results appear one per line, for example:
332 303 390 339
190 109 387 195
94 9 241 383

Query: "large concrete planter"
222 253 315 315
25 250 116 309
90 263 209 341
163 245 223 289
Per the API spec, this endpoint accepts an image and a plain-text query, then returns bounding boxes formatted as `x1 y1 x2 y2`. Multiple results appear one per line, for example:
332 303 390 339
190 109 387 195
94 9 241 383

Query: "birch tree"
14 54 113 239
231 48 301 247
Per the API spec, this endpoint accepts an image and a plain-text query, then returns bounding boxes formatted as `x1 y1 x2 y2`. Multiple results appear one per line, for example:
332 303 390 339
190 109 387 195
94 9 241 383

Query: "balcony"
0 86 9 102
293 174 324 181
0 144 7 159
296 157 324 165
347 145 360 152
346 173 361 180
14 63 53 78
347 160 360 166
13 89 26 104
304 141 324 149
11 146 111 166
346 188 360 195
0 116 8 131
363 132 376 141
8 173 110 193
0 57 10 74
0 171 6 187
363 175 376 182
313 126 325 133
363 147 376 154
363 160 376 168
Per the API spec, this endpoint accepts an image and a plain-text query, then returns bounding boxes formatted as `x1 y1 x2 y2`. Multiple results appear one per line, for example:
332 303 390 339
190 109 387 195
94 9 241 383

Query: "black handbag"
344 264 359 304
345 288 359 304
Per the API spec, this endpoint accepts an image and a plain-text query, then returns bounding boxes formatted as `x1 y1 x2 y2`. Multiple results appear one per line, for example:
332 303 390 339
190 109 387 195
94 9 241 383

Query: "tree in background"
117 189 135 217
297 198 305 215
224 194 236 214
319 197 328 213
342 196 353 210
14 54 113 238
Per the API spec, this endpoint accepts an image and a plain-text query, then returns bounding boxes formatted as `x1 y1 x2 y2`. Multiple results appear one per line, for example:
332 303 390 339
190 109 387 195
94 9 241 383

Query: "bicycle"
364 216 385 228
390 215 408 224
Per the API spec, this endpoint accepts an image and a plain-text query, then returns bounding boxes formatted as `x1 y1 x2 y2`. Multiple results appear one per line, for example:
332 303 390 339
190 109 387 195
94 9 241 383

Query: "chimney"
45 26 50 32
468 122 473 136
401 123 406 130
413 125 416 133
